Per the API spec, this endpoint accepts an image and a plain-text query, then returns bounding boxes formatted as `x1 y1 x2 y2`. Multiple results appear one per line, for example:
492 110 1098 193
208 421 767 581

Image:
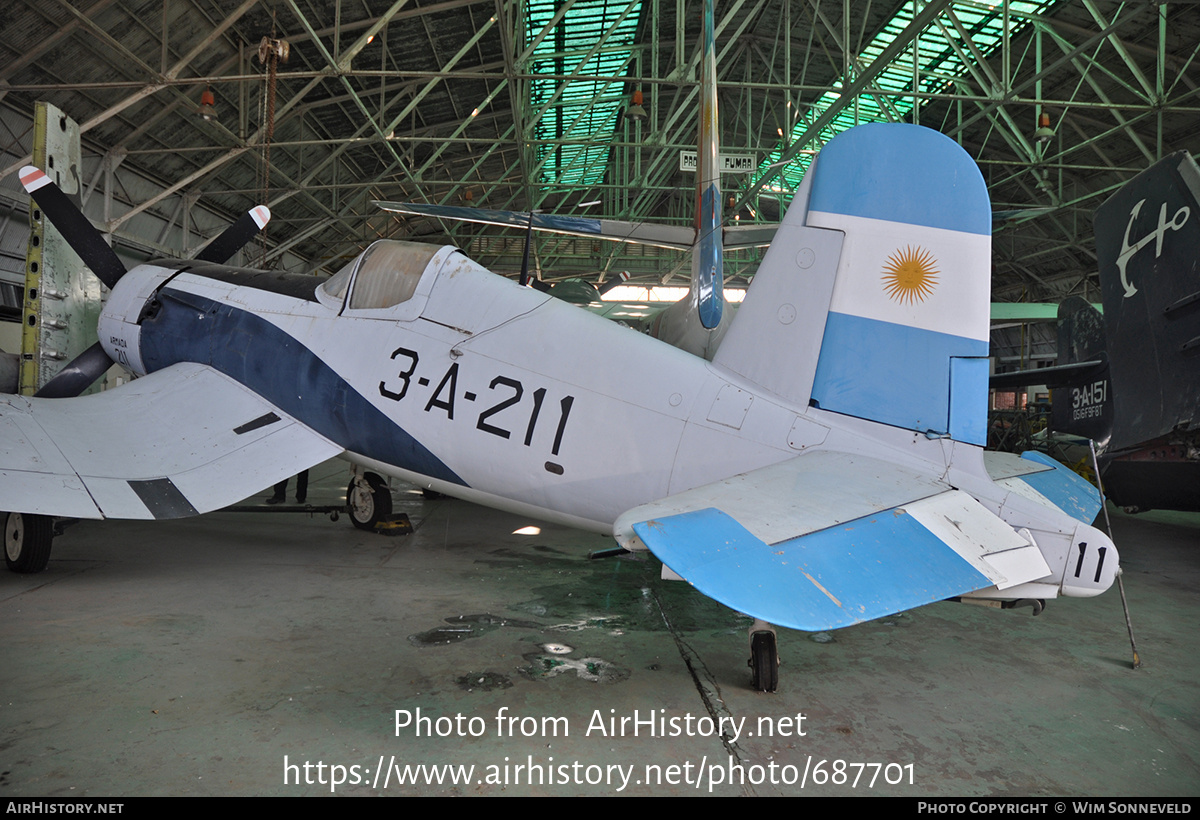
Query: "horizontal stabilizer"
721 223 778 249
988 359 1105 390
376 201 696 251
987 450 1104 525
614 451 1050 630
630 491 1044 631
0 363 342 519
616 450 947 546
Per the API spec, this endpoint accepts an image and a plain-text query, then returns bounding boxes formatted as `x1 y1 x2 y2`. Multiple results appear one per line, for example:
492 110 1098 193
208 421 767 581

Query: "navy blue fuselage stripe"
140 287 467 486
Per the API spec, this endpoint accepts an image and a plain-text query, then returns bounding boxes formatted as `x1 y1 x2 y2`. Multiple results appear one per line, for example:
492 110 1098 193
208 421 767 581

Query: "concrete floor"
2 459 1198 796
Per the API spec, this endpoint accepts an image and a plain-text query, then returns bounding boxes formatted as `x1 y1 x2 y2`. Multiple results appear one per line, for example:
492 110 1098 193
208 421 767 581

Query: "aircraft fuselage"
101 251 805 532
93 244 1117 608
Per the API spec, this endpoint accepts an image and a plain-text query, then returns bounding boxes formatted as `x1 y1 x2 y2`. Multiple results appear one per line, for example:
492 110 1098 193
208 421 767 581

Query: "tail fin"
1048 296 1113 445
715 123 992 444
1093 151 1200 451
693 0 722 330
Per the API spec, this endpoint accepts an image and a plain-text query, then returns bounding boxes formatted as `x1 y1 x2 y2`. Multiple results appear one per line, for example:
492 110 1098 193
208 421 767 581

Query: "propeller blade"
194 206 271 264
33 341 115 398
597 271 630 296
19 166 126 290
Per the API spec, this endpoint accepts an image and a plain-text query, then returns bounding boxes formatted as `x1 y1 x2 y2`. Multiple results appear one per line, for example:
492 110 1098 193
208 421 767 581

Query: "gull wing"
614 451 1052 631
0 362 343 520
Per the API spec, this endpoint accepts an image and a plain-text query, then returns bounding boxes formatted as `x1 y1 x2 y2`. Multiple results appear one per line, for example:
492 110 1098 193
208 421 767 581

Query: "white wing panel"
614 449 950 549
0 363 343 519
994 475 1059 512
982 450 1054 481
902 491 1050 589
0 399 104 518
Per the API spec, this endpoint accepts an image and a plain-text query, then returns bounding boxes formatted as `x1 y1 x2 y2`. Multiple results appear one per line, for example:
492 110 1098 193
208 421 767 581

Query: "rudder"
807 124 992 443
715 124 993 444
1093 150 1200 451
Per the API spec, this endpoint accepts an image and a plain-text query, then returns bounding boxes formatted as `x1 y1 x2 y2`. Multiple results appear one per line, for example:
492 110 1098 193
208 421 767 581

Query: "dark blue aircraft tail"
1092 150 1200 454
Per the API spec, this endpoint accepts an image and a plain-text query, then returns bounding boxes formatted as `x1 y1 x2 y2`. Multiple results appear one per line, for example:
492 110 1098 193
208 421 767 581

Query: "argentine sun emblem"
881 245 939 304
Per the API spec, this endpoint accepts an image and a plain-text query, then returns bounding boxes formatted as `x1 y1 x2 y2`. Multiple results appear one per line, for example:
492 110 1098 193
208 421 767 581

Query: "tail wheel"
5 512 53 573
749 631 778 693
347 473 392 531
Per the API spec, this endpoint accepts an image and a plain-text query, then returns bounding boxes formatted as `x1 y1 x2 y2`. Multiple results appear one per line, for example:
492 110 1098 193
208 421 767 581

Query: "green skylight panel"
525 0 643 188
756 0 1057 194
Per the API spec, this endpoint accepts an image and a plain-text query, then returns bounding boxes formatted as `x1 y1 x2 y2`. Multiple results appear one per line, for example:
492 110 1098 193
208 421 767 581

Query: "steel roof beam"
738 0 953 206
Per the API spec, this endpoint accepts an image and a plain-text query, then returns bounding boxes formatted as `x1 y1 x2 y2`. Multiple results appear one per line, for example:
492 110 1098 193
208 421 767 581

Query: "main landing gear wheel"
5 512 53 574
749 631 779 693
347 473 392 531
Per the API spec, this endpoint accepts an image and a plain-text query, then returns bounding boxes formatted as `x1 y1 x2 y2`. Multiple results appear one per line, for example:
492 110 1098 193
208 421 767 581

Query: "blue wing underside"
617 451 1082 631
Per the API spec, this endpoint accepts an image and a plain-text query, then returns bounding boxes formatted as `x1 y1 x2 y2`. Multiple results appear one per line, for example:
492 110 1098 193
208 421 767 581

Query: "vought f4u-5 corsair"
2 119 1118 690
4 0 1119 689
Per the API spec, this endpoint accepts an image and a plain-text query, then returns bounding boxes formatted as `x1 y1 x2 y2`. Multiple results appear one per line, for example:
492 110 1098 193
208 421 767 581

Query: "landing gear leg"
748 619 778 693
5 512 53 573
347 472 392 531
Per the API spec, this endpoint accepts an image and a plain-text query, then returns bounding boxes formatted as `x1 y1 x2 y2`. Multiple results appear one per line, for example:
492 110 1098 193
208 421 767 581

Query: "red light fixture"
625 89 648 122
198 86 218 121
1034 111 1054 144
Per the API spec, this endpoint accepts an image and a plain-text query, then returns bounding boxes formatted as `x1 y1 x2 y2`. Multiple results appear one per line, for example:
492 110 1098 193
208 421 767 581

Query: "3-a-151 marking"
1070 378 1108 421
378 345 576 468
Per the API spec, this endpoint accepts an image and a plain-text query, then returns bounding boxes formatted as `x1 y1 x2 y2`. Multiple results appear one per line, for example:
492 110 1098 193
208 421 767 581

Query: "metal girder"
1041 21 1157 164
1 0 1195 300
738 0 954 206
622 0 762 221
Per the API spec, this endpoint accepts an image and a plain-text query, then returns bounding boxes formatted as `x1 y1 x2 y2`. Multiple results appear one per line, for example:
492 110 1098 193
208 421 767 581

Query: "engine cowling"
97 263 179 377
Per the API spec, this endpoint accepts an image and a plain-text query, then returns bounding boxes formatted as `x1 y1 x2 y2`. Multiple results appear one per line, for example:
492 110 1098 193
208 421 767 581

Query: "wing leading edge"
0 362 343 520
614 452 1051 631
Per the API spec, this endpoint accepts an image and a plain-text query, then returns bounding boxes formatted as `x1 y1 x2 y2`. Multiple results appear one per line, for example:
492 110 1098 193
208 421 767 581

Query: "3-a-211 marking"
378 346 576 464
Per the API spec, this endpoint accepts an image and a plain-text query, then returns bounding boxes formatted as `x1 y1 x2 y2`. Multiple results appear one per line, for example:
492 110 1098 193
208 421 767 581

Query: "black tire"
750 631 778 693
5 512 53 573
347 473 392 531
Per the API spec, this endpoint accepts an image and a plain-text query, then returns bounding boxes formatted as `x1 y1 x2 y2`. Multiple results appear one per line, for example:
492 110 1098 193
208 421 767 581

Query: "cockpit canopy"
318 240 449 312
316 237 544 334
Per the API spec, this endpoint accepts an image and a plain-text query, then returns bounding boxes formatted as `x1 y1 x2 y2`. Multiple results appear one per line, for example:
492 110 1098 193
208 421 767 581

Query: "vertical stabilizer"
1048 297 1112 446
645 0 729 360
693 0 723 330
808 125 992 443
1093 151 1200 451
717 124 992 444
